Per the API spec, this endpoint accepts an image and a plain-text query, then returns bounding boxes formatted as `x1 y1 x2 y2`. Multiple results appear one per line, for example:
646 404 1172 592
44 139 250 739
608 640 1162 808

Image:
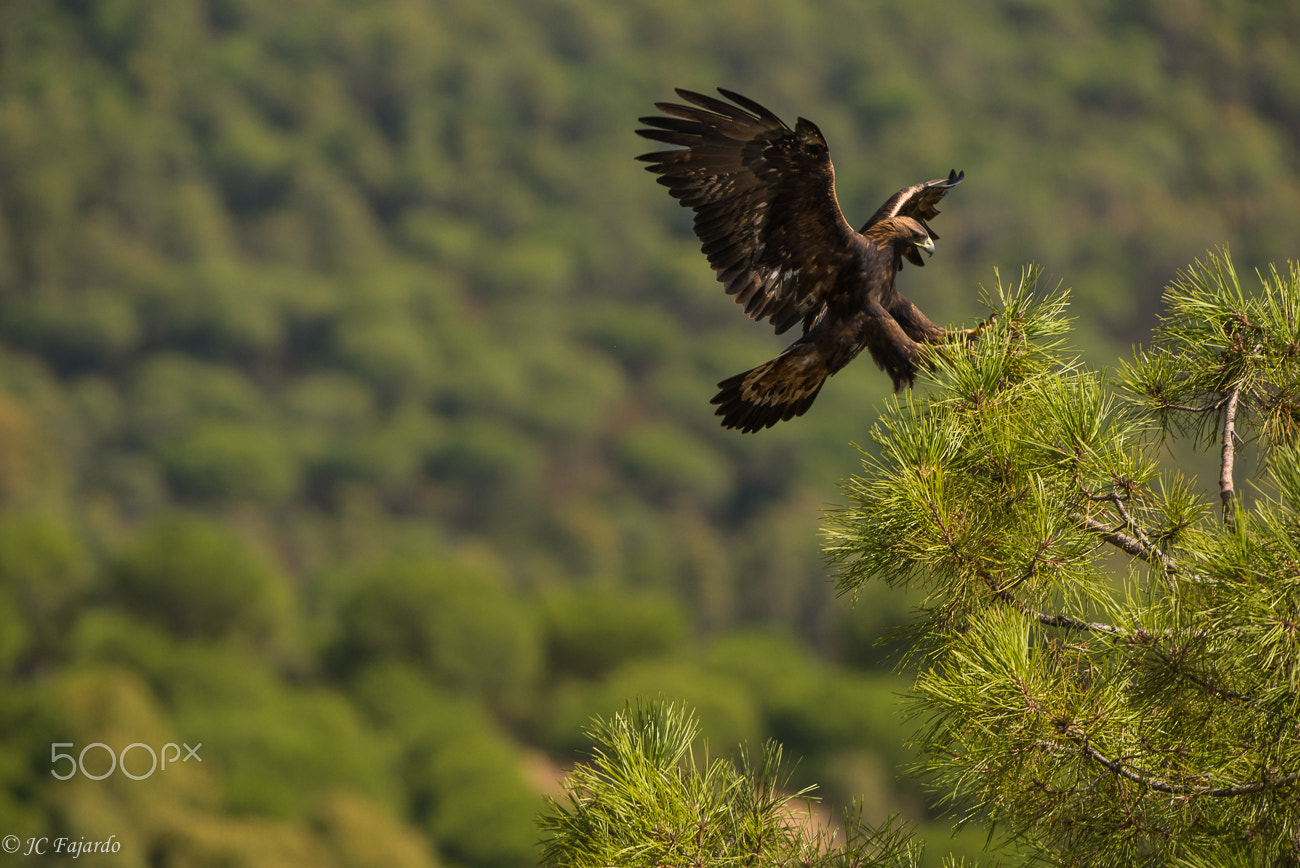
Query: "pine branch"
1069 512 1180 576
1175 666 1268 711
1159 401 1228 413
1077 485 1181 582
976 568 1130 637
1037 736 1300 798
1029 610 1129 636
977 569 1214 644
1220 388 1240 525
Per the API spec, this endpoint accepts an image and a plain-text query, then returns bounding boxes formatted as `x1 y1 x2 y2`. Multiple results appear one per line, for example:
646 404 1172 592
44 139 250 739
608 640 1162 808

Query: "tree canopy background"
1 1 1298 865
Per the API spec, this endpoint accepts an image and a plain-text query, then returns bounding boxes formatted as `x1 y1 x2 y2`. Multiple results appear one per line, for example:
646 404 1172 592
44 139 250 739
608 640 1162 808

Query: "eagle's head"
869 215 935 268
895 216 935 254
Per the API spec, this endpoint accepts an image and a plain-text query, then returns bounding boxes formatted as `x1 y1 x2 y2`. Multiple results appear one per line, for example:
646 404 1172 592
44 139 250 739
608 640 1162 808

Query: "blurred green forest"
1 0 1299 865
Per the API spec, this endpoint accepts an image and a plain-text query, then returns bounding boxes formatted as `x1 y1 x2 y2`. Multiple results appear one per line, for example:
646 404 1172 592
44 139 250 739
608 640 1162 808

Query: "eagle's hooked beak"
915 235 936 257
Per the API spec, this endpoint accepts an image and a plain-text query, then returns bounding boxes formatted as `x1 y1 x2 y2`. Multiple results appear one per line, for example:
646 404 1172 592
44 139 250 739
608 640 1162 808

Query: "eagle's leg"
886 296 947 346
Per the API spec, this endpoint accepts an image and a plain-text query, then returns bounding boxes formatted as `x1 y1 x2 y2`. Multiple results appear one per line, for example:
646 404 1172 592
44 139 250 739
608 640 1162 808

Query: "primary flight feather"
636 88 969 432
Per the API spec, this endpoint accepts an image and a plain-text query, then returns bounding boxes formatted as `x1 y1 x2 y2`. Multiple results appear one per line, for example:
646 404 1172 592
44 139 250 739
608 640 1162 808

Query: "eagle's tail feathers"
711 343 830 433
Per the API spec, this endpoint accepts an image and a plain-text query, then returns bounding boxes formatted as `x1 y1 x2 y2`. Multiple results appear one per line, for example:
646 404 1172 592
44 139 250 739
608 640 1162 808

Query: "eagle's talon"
948 313 997 342
971 312 997 338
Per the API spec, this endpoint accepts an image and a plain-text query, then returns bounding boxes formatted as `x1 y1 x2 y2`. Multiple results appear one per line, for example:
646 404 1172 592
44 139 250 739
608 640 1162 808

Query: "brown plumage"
636 88 966 432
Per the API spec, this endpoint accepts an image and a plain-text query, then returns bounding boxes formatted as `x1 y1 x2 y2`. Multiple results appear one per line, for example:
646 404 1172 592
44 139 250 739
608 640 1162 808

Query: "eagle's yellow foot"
947 312 997 341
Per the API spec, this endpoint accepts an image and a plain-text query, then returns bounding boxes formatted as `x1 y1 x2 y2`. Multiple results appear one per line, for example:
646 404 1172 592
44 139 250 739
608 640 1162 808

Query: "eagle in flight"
637 88 976 432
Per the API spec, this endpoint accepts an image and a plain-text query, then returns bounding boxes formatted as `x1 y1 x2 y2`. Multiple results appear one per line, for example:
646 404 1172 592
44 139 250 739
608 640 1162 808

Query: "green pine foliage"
539 699 931 868
828 254 1300 864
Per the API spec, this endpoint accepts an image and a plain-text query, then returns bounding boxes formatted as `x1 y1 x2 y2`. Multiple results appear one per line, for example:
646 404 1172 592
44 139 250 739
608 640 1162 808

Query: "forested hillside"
1 1 1298 865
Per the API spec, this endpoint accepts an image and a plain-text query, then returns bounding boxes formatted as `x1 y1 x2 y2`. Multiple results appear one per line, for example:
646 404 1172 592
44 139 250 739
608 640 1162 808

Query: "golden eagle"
637 88 974 432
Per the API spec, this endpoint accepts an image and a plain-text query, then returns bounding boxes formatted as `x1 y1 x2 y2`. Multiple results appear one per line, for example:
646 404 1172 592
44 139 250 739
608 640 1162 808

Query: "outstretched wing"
859 169 964 268
636 89 860 335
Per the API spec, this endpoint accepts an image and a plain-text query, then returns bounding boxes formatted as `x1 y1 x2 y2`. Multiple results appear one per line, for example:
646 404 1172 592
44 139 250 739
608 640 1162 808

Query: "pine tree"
827 251 1300 865
539 252 1300 867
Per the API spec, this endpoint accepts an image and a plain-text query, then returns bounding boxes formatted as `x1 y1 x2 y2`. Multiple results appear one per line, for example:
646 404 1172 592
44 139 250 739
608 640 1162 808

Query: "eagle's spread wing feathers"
637 89 859 335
